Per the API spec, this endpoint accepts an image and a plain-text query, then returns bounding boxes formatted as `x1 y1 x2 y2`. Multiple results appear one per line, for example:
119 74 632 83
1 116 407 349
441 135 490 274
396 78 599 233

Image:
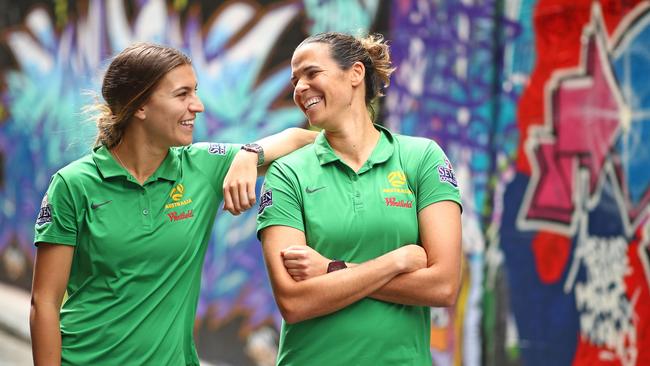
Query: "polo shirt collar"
93 145 180 182
314 131 339 165
366 124 395 166
313 124 395 168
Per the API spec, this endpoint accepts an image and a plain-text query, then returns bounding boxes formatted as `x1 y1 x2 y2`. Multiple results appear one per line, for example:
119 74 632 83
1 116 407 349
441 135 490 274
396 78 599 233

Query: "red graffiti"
531 231 571 284
521 21 621 227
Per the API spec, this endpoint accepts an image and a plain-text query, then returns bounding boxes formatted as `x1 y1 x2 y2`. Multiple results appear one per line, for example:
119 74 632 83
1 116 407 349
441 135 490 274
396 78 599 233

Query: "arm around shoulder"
255 127 318 164
222 128 317 215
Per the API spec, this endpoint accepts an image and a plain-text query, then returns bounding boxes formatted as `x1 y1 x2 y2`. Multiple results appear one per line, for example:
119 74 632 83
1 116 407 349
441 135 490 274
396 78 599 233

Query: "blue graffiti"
613 9 650 207
385 0 523 217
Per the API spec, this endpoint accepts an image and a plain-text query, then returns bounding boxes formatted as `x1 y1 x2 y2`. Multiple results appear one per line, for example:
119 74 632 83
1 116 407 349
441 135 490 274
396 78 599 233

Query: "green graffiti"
303 0 380 35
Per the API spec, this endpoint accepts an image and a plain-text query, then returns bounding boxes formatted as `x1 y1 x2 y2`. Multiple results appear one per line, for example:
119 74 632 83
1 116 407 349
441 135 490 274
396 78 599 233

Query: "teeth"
180 119 194 126
304 97 322 109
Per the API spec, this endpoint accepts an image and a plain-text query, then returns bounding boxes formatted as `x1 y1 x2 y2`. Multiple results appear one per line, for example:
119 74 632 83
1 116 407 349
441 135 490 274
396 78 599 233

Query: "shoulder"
172 143 241 171
393 133 446 161
55 153 98 183
176 142 239 158
393 133 440 151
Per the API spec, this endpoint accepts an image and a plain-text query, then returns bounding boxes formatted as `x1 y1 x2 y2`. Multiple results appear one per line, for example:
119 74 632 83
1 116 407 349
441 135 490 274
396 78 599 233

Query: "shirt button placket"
140 187 152 229
351 174 363 212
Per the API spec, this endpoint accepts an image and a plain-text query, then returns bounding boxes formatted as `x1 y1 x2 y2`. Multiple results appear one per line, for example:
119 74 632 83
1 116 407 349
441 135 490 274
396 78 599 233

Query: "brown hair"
297 32 395 109
90 43 191 148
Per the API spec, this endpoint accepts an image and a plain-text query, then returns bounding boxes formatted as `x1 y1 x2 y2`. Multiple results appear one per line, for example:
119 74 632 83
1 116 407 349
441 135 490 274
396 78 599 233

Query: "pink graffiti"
522 24 622 229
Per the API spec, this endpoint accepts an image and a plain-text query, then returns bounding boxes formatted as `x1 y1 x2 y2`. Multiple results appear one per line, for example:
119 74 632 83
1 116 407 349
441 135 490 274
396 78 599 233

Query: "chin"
171 138 193 147
306 116 323 128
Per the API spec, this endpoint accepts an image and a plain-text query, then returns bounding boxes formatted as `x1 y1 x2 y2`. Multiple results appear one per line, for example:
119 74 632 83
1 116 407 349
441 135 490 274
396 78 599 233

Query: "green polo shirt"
34 142 238 365
257 125 461 365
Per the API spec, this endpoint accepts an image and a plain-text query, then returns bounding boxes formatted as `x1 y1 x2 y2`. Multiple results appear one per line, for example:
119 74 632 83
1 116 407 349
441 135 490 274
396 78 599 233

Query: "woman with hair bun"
257 32 463 365
30 42 316 365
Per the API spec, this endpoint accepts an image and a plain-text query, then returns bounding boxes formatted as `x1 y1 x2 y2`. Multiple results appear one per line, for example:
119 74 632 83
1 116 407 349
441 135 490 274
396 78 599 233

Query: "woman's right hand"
222 150 259 215
281 245 330 281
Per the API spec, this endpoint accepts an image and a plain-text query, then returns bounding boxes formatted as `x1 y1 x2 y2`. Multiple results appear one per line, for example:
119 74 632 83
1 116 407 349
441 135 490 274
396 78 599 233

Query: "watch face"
243 143 262 153
327 260 347 273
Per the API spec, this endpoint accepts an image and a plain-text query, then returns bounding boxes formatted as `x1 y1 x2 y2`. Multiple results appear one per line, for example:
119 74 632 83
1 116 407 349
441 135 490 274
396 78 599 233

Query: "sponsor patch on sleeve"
36 193 52 226
208 143 227 155
437 159 458 187
258 189 273 214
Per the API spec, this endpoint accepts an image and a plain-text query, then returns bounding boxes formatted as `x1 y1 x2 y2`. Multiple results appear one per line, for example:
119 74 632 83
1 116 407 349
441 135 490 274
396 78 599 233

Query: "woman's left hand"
281 245 330 281
223 150 258 215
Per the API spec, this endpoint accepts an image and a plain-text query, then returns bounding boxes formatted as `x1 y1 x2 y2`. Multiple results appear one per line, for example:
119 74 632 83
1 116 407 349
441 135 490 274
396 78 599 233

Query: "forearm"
340 259 459 307
30 303 62 366
255 127 317 164
368 266 460 307
276 252 404 323
345 202 462 307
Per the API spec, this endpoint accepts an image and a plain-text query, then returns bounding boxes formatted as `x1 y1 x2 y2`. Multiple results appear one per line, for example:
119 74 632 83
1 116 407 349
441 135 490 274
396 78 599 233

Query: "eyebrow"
171 85 197 94
290 65 320 84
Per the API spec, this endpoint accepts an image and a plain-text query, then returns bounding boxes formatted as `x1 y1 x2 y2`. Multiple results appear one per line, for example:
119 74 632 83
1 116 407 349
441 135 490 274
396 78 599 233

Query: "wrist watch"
241 143 265 166
327 260 347 273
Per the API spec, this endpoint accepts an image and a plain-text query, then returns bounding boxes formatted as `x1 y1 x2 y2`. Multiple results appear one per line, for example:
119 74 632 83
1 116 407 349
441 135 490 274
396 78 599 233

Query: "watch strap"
241 143 265 166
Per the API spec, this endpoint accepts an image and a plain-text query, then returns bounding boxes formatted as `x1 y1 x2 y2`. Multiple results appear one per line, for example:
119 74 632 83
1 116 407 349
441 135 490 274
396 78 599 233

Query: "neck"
324 112 379 172
112 135 168 184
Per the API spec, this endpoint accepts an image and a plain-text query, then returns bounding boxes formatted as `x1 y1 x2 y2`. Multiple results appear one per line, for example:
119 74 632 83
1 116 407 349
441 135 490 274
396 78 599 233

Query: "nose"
293 79 308 105
189 95 204 113
294 78 309 94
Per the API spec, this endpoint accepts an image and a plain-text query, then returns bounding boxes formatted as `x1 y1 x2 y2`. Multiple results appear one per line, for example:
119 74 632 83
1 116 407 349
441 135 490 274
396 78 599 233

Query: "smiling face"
290 42 357 128
136 64 204 148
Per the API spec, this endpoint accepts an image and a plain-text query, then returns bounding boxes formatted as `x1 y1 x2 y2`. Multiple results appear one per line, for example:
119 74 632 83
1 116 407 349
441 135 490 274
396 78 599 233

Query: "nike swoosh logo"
91 200 112 209
305 186 326 194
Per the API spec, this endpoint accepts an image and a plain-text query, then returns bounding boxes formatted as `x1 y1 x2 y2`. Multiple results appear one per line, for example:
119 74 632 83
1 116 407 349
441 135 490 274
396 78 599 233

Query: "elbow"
281 311 302 325
29 297 36 325
425 281 460 308
29 296 42 330
438 283 460 307
30 295 41 317
29 295 61 322
286 127 315 146
276 296 311 324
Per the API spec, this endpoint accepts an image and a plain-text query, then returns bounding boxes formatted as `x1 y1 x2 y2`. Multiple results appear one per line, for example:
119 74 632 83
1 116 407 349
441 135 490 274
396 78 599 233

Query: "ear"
349 61 365 88
133 106 146 120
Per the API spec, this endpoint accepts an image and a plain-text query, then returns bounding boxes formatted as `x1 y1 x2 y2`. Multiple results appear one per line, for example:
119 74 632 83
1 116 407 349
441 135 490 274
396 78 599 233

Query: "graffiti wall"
0 0 648 365
497 0 650 365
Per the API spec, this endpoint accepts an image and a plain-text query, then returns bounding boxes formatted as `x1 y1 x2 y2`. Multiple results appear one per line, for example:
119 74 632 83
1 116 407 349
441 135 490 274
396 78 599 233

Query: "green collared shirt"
257 125 461 366
34 142 238 365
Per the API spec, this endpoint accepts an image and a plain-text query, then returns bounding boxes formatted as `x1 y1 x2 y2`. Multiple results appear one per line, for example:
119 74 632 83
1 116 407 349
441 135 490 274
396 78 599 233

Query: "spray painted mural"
0 0 649 365
498 0 650 365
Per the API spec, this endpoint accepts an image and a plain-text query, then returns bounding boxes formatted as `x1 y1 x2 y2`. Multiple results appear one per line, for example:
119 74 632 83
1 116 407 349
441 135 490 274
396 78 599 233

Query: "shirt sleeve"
256 162 304 239
34 173 78 246
416 141 462 212
185 142 240 194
